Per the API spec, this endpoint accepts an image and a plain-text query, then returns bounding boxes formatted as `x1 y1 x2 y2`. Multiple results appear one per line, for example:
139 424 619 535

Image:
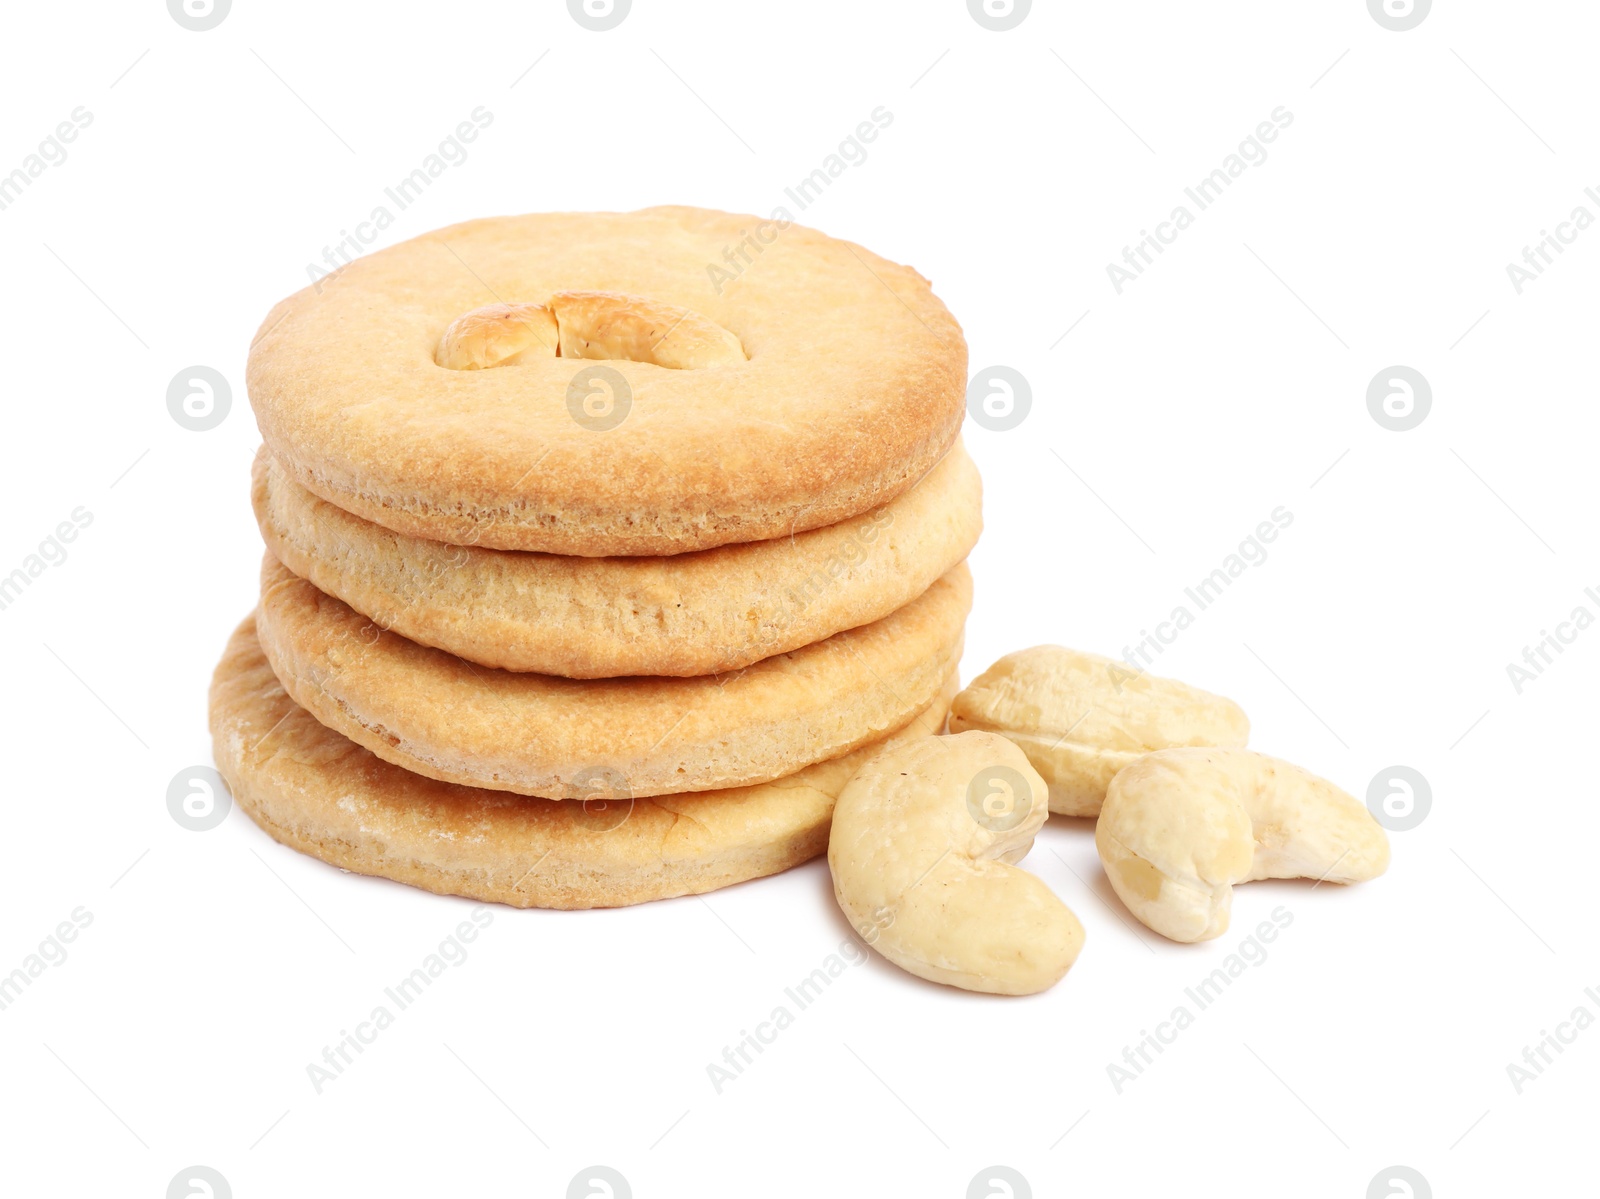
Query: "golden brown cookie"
211 616 957 909
252 440 980 678
247 207 968 556
254 554 971 799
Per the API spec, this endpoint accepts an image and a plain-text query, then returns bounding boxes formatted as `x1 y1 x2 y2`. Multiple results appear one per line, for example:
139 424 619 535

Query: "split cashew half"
434 302 558 370
828 731 1085 995
435 291 746 371
1096 747 1390 943
950 646 1250 817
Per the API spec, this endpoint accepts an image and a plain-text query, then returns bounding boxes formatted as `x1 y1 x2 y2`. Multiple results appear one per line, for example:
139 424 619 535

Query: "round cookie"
246 207 968 556
252 440 981 678
211 617 958 909
254 554 971 799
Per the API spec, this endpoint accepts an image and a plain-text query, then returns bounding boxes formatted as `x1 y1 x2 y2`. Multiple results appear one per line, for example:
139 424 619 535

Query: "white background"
1 1 1594 1196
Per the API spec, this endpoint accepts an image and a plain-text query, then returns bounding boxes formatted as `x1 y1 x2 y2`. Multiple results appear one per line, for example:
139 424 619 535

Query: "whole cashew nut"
950 646 1250 817
435 292 745 371
1096 747 1390 943
828 731 1085 995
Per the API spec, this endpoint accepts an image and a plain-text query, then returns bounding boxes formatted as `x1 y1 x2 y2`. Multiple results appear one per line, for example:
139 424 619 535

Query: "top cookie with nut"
246 207 967 556
949 646 1249 817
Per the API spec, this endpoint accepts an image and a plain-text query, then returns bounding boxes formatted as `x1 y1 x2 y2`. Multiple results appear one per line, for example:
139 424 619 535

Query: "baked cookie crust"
247 207 968 556
254 554 971 799
252 440 980 678
211 617 957 909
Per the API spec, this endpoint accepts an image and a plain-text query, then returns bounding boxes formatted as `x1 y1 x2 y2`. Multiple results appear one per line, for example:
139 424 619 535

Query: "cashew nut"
1096 747 1390 943
435 302 558 369
949 646 1249 817
435 292 745 371
550 291 745 369
828 731 1085 995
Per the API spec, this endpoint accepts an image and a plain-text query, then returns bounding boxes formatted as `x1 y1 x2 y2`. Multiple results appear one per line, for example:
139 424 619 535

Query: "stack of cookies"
210 207 977 908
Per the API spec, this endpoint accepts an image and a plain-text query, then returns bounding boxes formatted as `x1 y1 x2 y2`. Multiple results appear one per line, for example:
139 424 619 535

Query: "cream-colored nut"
435 302 558 369
828 731 1085 995
436 293 744 372
949 646 1250 818
1096 747 1391 943
550 290 746 369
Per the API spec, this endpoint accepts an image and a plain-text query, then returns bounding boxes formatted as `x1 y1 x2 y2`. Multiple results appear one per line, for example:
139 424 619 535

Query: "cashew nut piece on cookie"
436 292 745 371
828 731 1085 995
1096 747 1390 943
950 646 1249 817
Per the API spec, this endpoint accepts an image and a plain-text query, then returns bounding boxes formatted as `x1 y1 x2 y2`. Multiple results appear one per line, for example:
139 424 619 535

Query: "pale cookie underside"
254 554 971 799
253 440 982 678
247 206 968 556
211 617 958 910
